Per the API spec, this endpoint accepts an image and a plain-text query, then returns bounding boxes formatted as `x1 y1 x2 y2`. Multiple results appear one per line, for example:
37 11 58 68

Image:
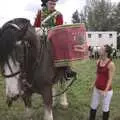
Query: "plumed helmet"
41 0 58 7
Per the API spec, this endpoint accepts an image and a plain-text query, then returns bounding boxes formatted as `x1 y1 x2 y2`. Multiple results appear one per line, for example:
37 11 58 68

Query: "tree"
111 2 120 33
113 2 120 49
72 10 80 23
72 9 88 29
84 0 114 31
81 0 120 48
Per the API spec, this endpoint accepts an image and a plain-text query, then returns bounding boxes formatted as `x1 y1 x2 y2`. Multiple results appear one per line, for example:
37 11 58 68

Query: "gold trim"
48 23 85 31
54 57 88 67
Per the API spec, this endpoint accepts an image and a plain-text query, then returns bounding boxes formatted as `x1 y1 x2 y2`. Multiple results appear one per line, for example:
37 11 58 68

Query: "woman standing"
89 45 115 120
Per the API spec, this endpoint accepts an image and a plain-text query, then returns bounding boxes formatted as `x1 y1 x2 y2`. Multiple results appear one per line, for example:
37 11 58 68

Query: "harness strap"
2 60 21 78
41 11 58 26
8 23 21 30
2 71 20 78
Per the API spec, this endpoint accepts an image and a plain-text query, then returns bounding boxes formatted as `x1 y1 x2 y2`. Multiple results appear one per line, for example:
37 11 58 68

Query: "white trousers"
91 87 113 112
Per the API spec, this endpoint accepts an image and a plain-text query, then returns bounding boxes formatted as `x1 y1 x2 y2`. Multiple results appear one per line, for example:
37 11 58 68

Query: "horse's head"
0 18 38 64
0 18 38 105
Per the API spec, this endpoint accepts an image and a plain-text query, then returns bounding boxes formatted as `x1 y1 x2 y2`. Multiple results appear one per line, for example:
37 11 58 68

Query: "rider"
34 0 76 79
34 0 63 28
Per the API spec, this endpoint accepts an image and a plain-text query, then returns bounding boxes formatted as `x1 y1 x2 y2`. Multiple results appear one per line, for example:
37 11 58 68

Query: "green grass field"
0 59 119 120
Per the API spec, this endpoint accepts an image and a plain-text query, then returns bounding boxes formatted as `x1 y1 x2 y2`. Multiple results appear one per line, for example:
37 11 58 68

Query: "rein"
21 74 77 97
1 22 77 97
21 28 77 97
52 75 77 97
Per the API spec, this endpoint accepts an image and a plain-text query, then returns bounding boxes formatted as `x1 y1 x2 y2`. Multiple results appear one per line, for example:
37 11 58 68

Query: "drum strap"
41 11 59 26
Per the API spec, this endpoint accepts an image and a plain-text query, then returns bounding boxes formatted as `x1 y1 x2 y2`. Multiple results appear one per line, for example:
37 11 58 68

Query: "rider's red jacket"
34 8 63 27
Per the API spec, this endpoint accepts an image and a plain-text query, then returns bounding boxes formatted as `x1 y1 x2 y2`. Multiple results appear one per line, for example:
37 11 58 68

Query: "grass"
0 59 119 120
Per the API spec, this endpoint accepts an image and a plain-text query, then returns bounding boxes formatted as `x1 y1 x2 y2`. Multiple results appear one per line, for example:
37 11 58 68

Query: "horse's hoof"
6 98 13 107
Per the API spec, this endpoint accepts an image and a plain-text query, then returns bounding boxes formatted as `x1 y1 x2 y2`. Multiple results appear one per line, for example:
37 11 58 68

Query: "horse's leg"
59 82 68 108
52 85 58 107
42 85 53 120
60 92 68 108
22 92 33 120
52 83 68 108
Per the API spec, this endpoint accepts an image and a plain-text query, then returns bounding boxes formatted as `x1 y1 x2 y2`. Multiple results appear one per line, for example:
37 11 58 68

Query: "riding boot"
103 111 109 120
65 66 77 78
89 108 96 120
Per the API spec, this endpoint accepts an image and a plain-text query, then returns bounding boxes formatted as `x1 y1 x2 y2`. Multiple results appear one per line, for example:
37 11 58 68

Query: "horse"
0 18 74 120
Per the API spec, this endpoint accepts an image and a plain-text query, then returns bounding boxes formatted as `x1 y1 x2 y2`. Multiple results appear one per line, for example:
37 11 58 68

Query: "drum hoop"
48 23 85 31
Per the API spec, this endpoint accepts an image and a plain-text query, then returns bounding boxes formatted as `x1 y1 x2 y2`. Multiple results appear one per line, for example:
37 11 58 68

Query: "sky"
0 0 119 27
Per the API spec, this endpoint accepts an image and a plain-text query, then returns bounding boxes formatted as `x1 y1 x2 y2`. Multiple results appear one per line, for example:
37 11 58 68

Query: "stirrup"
66 71 77 78
64 70 77 81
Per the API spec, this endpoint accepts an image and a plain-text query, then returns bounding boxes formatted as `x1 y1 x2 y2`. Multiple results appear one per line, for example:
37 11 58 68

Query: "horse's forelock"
0 27 18 63
0 18 35 64
0 28 2 37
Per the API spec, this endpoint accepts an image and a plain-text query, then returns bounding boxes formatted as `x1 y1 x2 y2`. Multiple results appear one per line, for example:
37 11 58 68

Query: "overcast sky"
0 0 119 26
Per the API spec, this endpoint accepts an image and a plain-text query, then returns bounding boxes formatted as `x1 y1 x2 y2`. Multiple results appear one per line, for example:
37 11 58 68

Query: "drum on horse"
0 18 75 120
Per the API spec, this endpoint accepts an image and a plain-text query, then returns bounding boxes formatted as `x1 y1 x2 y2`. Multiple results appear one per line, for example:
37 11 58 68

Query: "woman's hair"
104 44 112 58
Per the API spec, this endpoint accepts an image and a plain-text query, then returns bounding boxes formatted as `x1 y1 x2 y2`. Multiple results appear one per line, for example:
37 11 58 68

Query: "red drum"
48 23 89 67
